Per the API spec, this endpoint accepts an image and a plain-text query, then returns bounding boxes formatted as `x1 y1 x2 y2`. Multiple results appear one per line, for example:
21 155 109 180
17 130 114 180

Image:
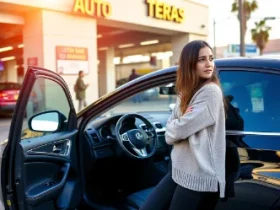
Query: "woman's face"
195 46 214 79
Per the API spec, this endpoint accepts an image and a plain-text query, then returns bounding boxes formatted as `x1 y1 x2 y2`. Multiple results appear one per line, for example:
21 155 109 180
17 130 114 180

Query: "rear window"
220 70 280 132
0 83 21 91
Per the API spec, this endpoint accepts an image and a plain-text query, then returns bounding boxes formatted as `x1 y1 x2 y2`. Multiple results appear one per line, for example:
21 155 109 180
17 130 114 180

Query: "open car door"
2 66 80 210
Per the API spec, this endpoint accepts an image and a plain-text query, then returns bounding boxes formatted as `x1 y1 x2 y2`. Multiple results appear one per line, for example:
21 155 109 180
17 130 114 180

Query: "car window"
0 83 21 90
21 78 70 140
101 85 177 117
220 70 280 132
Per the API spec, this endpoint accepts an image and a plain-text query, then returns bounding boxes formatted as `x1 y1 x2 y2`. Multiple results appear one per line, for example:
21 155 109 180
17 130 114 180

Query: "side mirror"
159 84 176 95
28 110 65 132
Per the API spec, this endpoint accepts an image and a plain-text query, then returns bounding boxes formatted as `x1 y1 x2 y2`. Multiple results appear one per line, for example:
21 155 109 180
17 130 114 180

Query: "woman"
141 40 226 210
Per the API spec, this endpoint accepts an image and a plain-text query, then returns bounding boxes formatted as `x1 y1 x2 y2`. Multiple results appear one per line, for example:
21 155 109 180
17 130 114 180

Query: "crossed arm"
165 90 220 145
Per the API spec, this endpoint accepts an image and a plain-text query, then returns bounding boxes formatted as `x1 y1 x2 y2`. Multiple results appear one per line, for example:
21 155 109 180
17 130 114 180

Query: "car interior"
79 110 173 209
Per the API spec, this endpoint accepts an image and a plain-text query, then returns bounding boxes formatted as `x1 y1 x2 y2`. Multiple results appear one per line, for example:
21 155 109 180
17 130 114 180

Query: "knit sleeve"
166 97 179 126
165 88 221 145
166 112 175 126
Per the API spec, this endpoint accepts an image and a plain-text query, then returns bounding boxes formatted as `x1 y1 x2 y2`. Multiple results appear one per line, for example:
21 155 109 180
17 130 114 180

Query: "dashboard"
84 112 171 159
99 123 116 141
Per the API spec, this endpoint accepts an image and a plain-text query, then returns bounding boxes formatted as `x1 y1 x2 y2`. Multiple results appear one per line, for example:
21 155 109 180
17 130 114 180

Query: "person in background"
75 70 89 111
129 68 139 81
129 69 142 103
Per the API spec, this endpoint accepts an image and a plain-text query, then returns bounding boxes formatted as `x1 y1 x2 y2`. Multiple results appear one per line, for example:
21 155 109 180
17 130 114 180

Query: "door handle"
53 144 62 153
27 139 71 156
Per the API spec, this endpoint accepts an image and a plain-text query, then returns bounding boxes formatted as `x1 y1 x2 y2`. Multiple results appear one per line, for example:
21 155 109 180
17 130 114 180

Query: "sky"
191 0 280 47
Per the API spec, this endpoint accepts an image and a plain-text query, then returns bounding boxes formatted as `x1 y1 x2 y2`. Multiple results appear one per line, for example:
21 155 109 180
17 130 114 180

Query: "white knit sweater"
165 83 226 198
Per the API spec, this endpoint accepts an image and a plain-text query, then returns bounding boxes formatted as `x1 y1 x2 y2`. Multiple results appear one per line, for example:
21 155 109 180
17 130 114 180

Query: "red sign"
56 46 88 61
56 46 89 75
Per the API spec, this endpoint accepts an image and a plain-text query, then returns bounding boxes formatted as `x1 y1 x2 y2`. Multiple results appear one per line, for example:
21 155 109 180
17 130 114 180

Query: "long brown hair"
176 40 222 114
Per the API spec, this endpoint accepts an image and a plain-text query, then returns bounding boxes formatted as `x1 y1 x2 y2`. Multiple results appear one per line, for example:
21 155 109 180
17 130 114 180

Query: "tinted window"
0 83 21 90
220 70 280 132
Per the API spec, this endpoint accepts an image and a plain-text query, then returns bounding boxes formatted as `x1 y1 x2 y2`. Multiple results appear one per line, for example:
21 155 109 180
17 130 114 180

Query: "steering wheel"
115 114 158 159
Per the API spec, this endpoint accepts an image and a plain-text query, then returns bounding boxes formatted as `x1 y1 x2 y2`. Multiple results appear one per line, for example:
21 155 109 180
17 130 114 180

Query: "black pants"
140 172 219 210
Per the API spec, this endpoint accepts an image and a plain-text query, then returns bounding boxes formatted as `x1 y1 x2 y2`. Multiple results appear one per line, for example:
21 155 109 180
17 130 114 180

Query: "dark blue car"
1 57 280 210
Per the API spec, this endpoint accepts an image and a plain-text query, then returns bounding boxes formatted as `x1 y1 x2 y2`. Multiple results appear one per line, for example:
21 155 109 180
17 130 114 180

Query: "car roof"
214 57 280 70
153 57 280 76
100 57 280 100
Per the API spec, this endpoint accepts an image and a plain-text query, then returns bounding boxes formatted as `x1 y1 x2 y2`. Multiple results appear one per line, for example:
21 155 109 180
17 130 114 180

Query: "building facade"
0 0 209 108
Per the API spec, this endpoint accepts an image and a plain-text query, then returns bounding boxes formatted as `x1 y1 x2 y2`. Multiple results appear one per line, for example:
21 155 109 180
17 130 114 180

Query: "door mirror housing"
28 110 66 132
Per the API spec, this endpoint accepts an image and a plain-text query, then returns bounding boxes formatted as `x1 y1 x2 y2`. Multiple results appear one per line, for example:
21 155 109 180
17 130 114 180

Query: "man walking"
75 70 89 111
129 68 139 81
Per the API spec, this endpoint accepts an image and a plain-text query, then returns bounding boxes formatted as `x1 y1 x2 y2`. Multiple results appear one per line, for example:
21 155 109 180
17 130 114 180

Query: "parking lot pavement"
0 117 12 140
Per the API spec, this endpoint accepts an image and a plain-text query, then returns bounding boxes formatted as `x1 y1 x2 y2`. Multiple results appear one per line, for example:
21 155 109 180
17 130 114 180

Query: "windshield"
101 86 176 117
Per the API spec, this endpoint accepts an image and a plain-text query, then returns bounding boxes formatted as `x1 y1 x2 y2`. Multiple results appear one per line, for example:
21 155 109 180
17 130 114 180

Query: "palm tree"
232 0 258 42
251 19 271 55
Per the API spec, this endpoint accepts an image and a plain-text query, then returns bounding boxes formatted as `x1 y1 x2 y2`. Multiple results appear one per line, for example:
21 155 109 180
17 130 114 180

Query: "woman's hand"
184 107 193 115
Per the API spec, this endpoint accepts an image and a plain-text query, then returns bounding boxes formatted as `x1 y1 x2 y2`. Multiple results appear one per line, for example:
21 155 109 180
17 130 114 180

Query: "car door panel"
216 69 280 210
217 181 280 210
21 130 77 206
24 162 70 207
22 130 78 161
18 133 78 210
20 131 78 207
3 67 79 210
